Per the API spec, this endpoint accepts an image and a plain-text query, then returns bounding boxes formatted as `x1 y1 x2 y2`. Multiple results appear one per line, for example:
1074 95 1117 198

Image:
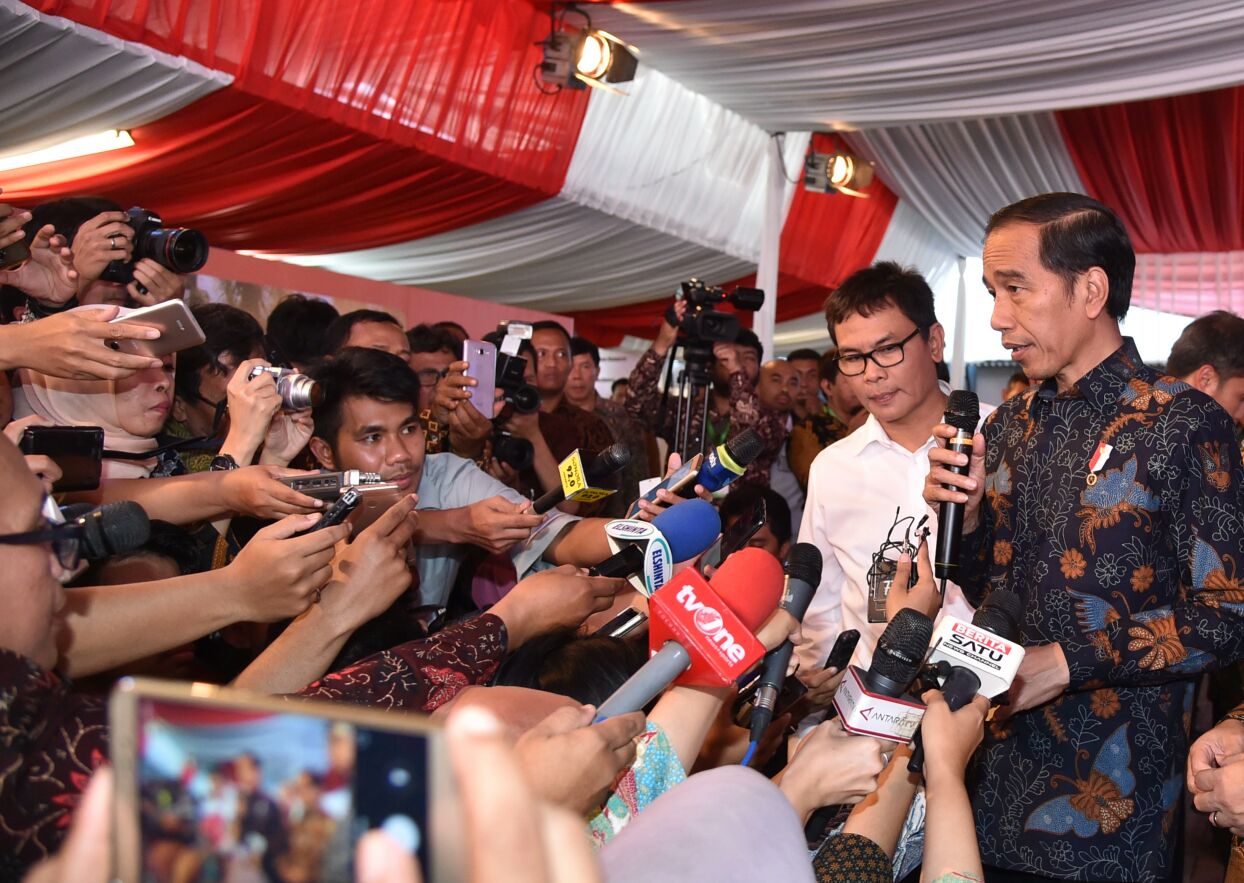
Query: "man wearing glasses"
792 261 990 709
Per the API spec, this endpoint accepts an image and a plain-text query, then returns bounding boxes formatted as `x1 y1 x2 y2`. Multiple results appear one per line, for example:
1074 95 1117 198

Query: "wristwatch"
209 454 239 472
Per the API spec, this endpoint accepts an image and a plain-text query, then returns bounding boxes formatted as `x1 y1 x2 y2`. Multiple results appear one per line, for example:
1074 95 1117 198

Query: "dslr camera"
668 279 765 344
485 323 543 472
99 207 210 285
248 366 324 411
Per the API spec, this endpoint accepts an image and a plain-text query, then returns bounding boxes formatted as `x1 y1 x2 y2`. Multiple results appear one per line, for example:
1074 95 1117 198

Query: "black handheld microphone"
861 607 935 697
59 501 151 561
748 544 823 748
934 390 981 587
532 443 630 515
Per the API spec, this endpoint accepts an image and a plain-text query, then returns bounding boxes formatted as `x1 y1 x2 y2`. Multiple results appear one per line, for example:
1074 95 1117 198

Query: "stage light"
0 130 135 173
803 151 875 198
540 17 638 94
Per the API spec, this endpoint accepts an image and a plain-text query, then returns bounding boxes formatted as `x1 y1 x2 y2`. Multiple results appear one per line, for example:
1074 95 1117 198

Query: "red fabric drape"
1 89 560 253
30 0 591 192
571 133 898 344
1057 85 1244 253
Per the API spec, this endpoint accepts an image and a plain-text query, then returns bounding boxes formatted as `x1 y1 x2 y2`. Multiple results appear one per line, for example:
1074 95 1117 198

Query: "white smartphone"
462 339 497 420
108 299 206 358
109 677 462 883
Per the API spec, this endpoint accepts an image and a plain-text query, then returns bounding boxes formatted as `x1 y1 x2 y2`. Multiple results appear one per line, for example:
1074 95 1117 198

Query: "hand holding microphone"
532 443 630 515
924 391 986 577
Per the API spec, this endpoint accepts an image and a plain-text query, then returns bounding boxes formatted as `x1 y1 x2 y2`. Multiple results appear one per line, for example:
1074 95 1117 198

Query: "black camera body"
99 207 210 285
496 352 539 415
668 279 764 344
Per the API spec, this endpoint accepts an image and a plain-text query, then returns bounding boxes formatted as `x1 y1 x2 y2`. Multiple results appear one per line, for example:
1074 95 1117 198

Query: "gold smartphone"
108 299 206 358
109 678 462 883
346 482 406 533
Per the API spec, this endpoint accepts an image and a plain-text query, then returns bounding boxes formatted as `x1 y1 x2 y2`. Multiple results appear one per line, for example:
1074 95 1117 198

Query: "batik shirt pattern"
958 339 1244 881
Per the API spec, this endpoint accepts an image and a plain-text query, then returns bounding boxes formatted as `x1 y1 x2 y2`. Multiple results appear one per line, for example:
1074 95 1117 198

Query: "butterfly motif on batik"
1121 377 1184 411
1025 724 1136 837
1197 441 1232 492
1067 588 1208 673
1192 537 1244 614
1076 457 1161 553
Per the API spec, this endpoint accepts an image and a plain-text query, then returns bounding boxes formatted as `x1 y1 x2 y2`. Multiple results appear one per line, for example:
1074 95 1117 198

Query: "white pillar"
951 256 968 389
754 136 785 362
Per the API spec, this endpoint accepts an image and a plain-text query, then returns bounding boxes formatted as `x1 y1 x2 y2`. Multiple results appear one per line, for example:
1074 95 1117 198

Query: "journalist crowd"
2 188 1244 883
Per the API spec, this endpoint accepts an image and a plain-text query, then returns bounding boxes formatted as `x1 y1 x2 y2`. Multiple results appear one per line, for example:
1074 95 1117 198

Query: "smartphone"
628 452 704 516
18 425 104 492
462 339 497 420
109 677 461 883
824 629 861 672
699 495 767 572
281 471 385 501
297 487 361 536
346 482 405 533
591 608 649 639
108 299 206 358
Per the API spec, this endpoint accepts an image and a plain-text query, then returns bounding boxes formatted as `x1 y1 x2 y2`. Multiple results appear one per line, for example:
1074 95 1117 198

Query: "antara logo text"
858 706 908 726
675 584 746 664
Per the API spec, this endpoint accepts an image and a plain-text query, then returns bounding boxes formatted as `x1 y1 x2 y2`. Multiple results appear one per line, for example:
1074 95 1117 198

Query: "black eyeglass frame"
834 326 925 377
0 522 85 571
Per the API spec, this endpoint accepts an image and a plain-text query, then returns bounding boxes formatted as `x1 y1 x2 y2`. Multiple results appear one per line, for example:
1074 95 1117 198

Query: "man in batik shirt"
926 193 1244 882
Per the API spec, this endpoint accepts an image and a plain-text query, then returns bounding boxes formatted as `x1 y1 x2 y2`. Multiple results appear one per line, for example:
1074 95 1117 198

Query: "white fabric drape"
596 0 1244 130
0 0 229 157
564 66 807 263
286 197 754 313
844 113 1086 256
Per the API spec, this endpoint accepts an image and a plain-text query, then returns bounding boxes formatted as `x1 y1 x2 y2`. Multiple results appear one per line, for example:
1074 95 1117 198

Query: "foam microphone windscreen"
784 543 823 589
872 608 934 687
945 389 980 433
724 428 765 468
588 443 631 482
650 498 722 563
975 589 1023 641
709 547 786 632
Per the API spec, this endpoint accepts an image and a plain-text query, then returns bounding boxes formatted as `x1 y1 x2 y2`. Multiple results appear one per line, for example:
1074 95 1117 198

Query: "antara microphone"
934 390 980 587
533 443 630 514
832 608 934 742
595 548 785 719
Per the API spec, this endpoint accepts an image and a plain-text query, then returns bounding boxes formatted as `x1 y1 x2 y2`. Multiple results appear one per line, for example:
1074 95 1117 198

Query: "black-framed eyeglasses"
835 327 924 377
416 368 449 387
0 521 84 571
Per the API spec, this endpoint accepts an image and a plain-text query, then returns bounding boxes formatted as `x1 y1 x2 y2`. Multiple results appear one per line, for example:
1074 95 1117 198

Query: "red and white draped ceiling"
3 0 1243 346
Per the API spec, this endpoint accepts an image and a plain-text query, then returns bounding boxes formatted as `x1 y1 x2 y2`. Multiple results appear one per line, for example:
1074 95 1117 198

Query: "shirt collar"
1031 337 1144 415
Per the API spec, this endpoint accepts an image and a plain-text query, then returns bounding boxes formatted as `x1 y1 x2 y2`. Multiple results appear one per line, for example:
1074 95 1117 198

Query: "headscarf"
14 306 161 479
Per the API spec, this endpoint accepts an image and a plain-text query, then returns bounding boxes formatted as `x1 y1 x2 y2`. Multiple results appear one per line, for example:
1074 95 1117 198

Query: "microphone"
684 428 765 497
832 608 934 741
933 390 980 587
533 443 630 514
749 544 823 747
589 498 720 585
595 548 785 719
59 501 151 561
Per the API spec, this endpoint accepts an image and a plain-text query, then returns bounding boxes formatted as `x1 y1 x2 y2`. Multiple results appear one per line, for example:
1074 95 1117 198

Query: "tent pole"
755 135 784 361
951 255 968 390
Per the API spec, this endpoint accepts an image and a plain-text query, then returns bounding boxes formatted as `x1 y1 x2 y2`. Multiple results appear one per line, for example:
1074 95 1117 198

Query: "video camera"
484 322 542 472
99 207 210 285
667 279 765 344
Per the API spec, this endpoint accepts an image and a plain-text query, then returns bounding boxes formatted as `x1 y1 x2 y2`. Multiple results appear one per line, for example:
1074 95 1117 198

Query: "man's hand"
222 359 282 456
920 690 989 784
491 566 630 647
1002 643 1069 715
458 496 543 554
500 407 541 442
1189 717 1244 792
886 539 941 621
317 495 420 634
127 259 185 305
632 452 714 522
227 514 349 621
924 424 986 535
71 211 133 286
218 465 324 519
0 306 162 379
1 223 79 306
446 382 496 459
515 704 645 814
712 340 742 376
652 300 687 358
260 408 315 467
23 454 63 494
779 719 891 820
1192 755 1244 836
796 664 847 713
0 197 30 253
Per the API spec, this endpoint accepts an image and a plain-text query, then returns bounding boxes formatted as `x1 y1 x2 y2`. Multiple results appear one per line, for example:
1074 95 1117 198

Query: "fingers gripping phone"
110 678 462 882
108 300 206 358
462 340 497 420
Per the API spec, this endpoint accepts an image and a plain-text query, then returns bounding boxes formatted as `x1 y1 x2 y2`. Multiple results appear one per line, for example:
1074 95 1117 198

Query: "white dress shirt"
795 384 993 676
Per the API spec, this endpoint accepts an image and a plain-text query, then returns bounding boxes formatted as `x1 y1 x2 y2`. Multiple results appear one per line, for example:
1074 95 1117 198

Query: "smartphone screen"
700 496 767 571
462 340 497 421
131 696 433 881
19 426 104 492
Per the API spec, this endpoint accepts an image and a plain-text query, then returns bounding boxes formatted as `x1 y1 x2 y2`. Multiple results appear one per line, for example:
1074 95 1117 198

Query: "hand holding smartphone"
462 340 497 420
107 300 205 358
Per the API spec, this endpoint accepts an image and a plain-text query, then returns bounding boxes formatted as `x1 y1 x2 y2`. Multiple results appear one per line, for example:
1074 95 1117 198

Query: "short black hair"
819 348 841 385
735 328 763 361
27 196 122 241
175 303 266 401
720 484 792 546
1004 371 1029 389
406 323 458 356
985 192 1135 320
1167 310 1244 381
265 295 339 366
491 629 648 707
322 309 403 354
786 348 820 363
569 335 600 367
611 378 629 393
824 261 937 345
434 320 469 341
530 320 572 346
306 347 422 446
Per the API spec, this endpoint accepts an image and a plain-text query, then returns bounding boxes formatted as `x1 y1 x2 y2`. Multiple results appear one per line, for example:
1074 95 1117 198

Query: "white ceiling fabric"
0 0 229 157
592 0 1244 130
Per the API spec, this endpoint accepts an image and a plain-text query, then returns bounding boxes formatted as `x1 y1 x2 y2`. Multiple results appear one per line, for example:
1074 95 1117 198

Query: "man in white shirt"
796 261 991 684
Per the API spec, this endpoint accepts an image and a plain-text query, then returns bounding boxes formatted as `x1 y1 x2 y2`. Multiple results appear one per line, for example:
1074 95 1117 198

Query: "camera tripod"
661 339 716 461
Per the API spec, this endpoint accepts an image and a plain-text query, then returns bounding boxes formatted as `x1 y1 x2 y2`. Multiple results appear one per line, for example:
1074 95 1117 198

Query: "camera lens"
492 434 534 472
276 373 324 411
509 384 540 414
149 227 209 274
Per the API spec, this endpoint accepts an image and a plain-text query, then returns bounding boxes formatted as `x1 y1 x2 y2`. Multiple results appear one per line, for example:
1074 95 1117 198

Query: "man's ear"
308 436 337 470
171 395 189 424
1191 364 1221 395
1081 267 1111 320
926 322 946 363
